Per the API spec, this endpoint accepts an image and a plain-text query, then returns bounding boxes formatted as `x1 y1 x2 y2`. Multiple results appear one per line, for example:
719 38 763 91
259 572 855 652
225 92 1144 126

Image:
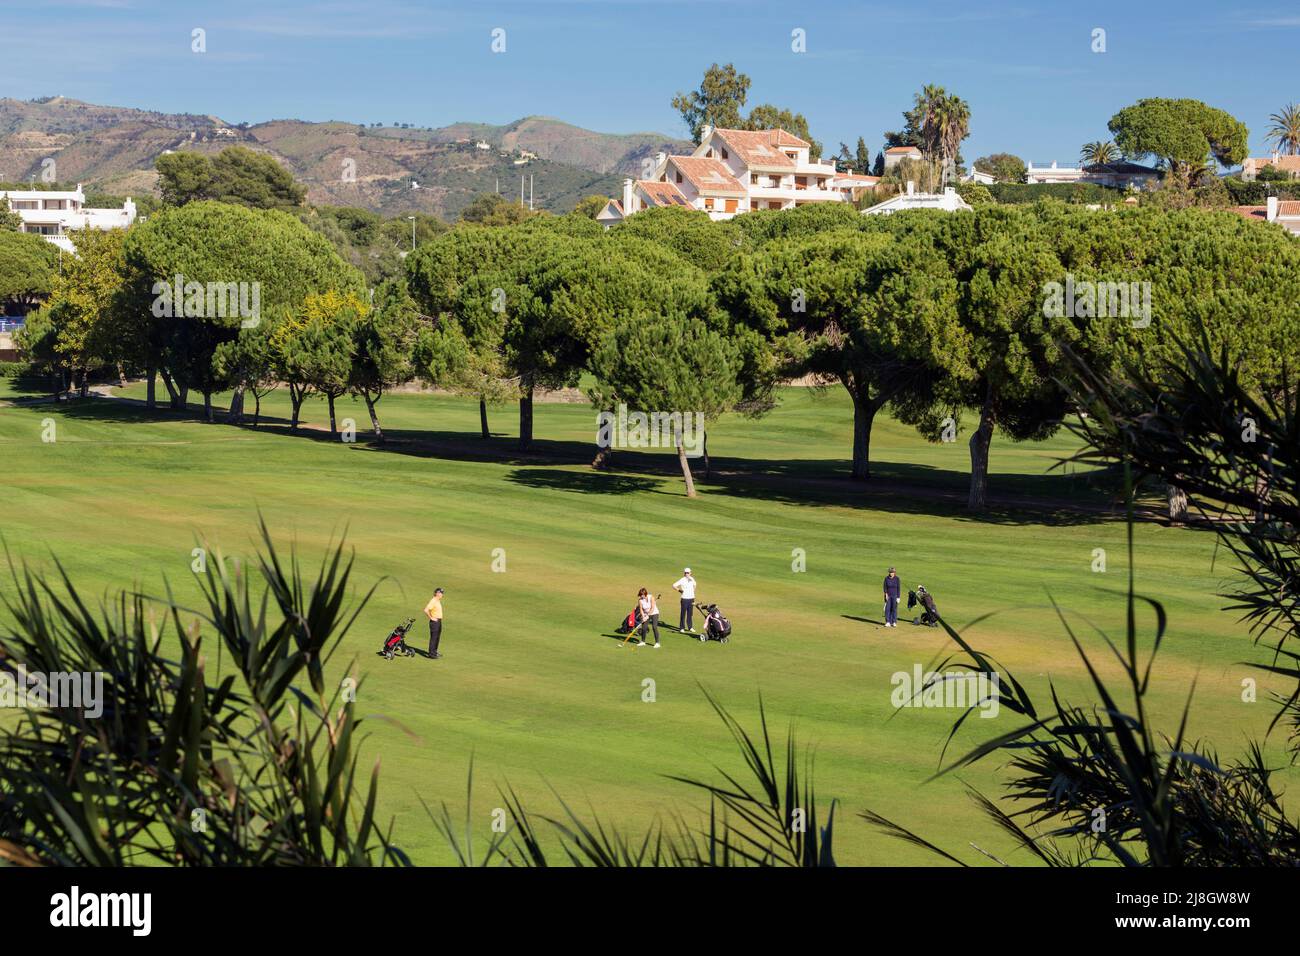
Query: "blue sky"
2 0 1293 164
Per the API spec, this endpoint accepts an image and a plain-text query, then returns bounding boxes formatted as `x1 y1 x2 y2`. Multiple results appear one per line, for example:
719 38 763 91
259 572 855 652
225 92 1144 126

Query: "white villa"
882 145 924 168
597 126 868 225
862 182 972 216
1026 160 1160 190
0 185 137 252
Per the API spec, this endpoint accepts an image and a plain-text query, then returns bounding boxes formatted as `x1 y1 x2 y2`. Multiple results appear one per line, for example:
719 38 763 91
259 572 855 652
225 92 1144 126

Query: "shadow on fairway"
842 615 884 626
507 468 661 496
46 395 1180 528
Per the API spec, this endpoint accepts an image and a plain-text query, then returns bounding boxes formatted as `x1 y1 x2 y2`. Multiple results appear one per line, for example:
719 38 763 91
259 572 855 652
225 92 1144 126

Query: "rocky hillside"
0 97 691 218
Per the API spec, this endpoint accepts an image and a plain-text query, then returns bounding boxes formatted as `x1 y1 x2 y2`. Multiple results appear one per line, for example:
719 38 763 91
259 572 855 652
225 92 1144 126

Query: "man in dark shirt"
883 567 901 628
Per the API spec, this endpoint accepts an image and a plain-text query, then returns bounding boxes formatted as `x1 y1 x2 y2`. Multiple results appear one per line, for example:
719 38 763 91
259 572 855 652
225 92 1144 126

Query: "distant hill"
0 97 693 219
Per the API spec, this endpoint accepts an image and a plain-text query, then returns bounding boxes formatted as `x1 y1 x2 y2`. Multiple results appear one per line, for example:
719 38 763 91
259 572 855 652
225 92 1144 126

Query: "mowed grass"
1 383 1295 865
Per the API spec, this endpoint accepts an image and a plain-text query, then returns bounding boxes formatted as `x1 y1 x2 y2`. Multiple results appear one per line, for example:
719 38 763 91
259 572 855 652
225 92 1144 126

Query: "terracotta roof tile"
637 180 692 207
666 157 746 195
1278 201 1300 218
710 129 801 170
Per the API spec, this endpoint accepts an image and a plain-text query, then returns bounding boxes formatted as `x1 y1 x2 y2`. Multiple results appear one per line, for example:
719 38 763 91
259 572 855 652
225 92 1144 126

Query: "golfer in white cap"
673 567 697 633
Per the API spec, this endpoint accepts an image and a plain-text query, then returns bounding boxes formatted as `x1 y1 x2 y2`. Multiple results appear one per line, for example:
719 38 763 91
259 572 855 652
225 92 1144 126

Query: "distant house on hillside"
0 184 137 253
961 167 997 185
596 125 863 226
883 145 924 169
1242 151 1300 180
861 182 972 215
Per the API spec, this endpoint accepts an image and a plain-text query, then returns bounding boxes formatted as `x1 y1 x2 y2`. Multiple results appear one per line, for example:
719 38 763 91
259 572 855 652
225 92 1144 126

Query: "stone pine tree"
588 314 741 498
350 280 418 443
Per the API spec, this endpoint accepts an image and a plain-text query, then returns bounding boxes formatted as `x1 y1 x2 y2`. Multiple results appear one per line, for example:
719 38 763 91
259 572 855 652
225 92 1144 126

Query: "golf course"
2 379 1291 866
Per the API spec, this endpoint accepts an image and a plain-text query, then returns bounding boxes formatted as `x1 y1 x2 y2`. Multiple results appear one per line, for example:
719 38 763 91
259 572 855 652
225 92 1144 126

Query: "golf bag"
381 618 417 659
616 607 643 635
907 588 939 627
695 603 731 643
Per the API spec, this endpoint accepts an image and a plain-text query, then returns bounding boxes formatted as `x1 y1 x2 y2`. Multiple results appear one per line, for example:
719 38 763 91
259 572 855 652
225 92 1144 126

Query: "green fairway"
2 383 1294 865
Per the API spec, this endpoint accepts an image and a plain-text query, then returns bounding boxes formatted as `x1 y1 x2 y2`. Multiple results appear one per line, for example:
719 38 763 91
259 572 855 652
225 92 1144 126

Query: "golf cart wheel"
721 636 729 644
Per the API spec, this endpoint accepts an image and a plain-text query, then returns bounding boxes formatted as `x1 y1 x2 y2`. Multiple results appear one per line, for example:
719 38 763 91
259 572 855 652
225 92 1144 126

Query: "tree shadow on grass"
505 468 661 496
35 397 1186 529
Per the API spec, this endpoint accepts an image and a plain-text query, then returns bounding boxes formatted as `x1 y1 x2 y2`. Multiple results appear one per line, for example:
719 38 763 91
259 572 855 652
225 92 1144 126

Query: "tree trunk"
518 383 534 450
290 387 304 430
703 433 711 479
116 362 127 388
328 394 338 436
177 385 189 412
203 391 213 422
253 393 261 428
365 392 384 444
677 439 697 498
160 368 181 410
146 360 157 409
479 397 490 439
1167 483 1188 523
78 368 88 399
850 393 877 481
226 386 245 424
967 389 995 510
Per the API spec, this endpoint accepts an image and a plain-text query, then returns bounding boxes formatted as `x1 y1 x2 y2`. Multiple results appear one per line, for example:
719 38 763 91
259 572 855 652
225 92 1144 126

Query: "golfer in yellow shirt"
424 587 444 659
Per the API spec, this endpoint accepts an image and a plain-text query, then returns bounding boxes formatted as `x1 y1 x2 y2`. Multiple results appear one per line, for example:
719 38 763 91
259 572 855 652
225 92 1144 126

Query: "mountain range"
0 97 693 219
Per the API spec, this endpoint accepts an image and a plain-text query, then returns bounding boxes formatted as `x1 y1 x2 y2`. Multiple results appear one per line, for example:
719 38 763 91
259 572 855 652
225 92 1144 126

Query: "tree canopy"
1108 98 1249 182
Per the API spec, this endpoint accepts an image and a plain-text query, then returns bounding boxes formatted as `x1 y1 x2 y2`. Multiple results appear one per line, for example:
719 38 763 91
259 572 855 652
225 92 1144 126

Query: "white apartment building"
0 184 137 252
1026 161 1085 185
597 126 862 225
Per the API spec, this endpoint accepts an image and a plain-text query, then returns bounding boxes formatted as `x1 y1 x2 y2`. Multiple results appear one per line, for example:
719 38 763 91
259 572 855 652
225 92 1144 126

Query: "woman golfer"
883 568 901 628
636 588 661 648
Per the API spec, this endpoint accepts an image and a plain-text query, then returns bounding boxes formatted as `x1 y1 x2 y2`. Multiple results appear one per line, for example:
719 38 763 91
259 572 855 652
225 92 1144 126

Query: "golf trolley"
691 602 731 643
381 618 417 659
907 588 939 627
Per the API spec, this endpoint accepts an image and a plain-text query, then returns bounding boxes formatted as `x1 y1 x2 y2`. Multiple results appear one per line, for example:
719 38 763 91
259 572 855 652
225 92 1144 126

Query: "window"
676 172 683 184
725 199 737 213
721 148 729 160
11 200 38 210
750 174 759 184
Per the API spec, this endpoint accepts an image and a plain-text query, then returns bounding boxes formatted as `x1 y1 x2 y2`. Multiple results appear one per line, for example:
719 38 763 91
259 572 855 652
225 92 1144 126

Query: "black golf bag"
695 603 731 643
616 607 643 635
907 589 939 627
381 618 417 659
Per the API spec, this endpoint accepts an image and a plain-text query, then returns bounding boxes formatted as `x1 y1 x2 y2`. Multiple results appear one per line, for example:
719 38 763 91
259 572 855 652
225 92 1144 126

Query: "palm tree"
1079 140 1118 165
915 85 971 186
1267 103 1300 155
